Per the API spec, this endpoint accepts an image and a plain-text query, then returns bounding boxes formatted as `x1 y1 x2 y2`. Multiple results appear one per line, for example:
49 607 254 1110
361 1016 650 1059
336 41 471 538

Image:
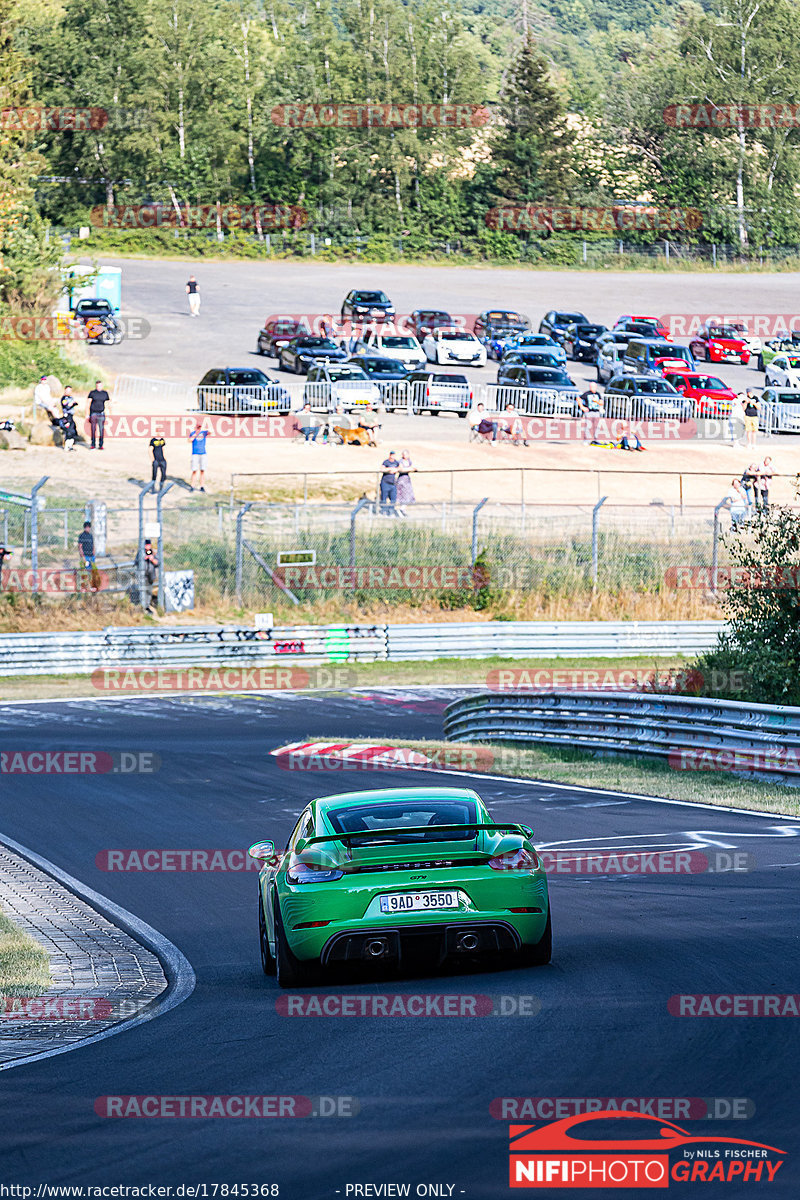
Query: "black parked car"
341 289 395 323
494 364 580 415
473 310 530 346
538 310 589 344
279 336 348 374
196 367 292 414
257 318 307 357
562 322 608 361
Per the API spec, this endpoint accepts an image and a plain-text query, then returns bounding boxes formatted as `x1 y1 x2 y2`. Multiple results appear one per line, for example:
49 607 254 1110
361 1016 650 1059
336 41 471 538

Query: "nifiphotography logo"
508 1110 785 1187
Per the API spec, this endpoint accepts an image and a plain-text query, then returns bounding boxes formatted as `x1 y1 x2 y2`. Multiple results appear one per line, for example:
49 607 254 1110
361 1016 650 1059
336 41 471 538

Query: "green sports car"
249 785 552 987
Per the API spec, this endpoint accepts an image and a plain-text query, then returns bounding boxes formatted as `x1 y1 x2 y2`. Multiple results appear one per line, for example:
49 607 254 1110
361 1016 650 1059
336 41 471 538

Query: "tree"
492 34 575 203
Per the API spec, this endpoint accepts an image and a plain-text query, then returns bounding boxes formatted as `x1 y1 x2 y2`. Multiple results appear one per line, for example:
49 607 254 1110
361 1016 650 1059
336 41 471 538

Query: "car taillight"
488 848 539 871
469 388 474 401
426 384 430 397
286 858 344 884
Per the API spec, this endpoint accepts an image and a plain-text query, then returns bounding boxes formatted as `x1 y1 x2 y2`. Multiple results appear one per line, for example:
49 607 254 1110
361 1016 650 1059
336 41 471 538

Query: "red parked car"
614 314 671 339
663 372 736 417
689 322 750 365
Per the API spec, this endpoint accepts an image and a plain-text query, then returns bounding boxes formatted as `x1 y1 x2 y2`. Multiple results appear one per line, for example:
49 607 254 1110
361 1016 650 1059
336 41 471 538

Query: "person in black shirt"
59 385 79 450
86 380 110 449
150 436 167 487
77 522 101 591
186 276 200 317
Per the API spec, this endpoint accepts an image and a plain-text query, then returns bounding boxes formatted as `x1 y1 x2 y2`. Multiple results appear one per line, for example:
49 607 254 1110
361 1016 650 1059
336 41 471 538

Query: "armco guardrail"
0 620 724 678
385 620 724 661
443 691 800 784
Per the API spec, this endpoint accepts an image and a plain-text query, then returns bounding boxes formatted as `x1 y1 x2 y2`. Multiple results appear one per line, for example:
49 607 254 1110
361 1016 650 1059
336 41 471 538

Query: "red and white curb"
270 741 433 771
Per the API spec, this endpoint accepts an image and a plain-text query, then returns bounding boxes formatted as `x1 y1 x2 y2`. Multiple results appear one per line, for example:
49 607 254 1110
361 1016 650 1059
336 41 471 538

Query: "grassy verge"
0 654 690 702
0 904 51 998
361 738 799 816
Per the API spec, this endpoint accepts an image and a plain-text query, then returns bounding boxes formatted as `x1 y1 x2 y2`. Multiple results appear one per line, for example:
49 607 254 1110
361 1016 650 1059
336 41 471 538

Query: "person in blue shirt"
188 422 210 491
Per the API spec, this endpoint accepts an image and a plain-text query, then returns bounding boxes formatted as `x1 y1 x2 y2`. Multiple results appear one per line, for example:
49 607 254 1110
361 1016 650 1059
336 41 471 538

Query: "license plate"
379 891 458 914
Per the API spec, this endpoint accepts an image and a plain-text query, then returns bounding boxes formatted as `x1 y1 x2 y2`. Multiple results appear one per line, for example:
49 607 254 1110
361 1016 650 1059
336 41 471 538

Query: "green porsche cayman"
249 786 552 987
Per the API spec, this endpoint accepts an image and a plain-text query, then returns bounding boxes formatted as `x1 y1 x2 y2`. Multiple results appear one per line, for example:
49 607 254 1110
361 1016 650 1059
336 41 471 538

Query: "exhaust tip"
457 932 480 953
365 938 389 958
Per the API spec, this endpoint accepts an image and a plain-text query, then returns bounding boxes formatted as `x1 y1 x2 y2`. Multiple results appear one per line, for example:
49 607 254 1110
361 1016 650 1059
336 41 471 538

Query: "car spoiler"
302 822 531 850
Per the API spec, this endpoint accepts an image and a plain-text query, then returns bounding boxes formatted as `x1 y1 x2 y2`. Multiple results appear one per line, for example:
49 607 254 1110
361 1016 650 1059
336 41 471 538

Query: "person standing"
150 435 167 488
396 450 417 516
0 544 10 590
77 521 101 591
59 385 79 451
188 422 210 490
380 450 400 515
578 382 603 444
757 455 774 511
728 393 746 446
86 379 110 449
743 389 760 450
186 275 201 317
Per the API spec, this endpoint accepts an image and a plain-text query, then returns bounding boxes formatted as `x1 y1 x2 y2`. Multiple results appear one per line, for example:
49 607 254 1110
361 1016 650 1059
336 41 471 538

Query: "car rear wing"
299 822 532 858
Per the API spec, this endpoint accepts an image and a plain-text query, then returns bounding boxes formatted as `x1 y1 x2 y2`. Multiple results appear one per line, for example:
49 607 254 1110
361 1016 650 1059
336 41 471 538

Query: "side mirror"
248 840 276 861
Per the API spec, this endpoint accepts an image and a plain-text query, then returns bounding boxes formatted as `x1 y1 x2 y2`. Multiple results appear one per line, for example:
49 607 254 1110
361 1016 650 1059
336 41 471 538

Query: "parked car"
351 328 426 368
257 318 307 357
757 334 800 372
473 310 530 346
758 387 800 433
501 349 564 370
303 362 381 411
395 370 472 415
341 289 395 323
604 374 691 421
197 367 292 414
422 328 487 367
348 355 410 402
490 331 566 363
562 321 608 361
71 297 124 345
495 364 580 414
689 322 750 366
765 351 800 388
663 372 736 417
622 337 696 377
596 341 626 384
408 309 454 339
614 314 671 339
279 335 347 374
538 310 589 344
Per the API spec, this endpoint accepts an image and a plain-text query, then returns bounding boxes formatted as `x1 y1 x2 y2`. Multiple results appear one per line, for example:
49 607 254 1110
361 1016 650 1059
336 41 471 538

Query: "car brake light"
286 858 344 884
294 920 332 928
488 847 539 871
426 384 430 397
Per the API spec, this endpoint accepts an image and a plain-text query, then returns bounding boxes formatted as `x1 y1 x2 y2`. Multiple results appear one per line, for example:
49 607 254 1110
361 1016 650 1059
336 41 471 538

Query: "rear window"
529 369 568 383
381 336 417 348
655 343 691 361
325 799 478 845
328 366 368 380
431 373 467 383
353 291 389 303
440 331 475 341
229 371 266 384
297 337 338 350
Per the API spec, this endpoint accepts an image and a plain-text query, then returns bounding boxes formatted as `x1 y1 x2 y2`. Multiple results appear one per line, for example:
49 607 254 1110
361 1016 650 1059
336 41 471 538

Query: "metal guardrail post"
471 497 489 564
136 481 155 611
235 502 253 604
350 496 371 570
30 477 49 595
155 483 175 611
591 495 608 588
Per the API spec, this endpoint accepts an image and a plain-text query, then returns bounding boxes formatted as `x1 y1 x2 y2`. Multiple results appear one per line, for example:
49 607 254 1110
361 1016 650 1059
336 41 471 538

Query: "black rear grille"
347 859 481 875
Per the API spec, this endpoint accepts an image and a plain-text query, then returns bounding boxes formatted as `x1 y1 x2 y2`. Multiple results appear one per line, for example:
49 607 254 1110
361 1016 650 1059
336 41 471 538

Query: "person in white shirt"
33 375 52 417
728 393 746 446
723 478 748 526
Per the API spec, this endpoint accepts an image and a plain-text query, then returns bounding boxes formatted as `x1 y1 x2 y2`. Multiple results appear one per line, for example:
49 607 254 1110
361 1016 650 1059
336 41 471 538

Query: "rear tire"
519 909 552 966
259 892 276 976
274 898 318 987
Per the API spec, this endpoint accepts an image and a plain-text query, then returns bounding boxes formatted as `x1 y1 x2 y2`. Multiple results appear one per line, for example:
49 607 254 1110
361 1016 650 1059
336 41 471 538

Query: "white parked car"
765 353 800 388
303 362 381 411
351 329 426 368
422 328 487 367
758 387 800 433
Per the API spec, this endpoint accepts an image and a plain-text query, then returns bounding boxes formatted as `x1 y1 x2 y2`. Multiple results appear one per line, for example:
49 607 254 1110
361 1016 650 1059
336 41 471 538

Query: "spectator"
188 422 210 490
396 450 417 516
59 388 79 451
33 375 52 418
578 382 603 444
0 544 10 590
77 521 101 592
469 402 499 441
86 379 110 450
134 538 159 611
723 479 749 527
743 389 760 450
757 455 774 511
60 385 77 418
185 275 200 317
380 450 400 515
740 462 759 508
503 403 528 446
619 425 646 451
728 393 746 446
150 435 167 488
297 402 320 442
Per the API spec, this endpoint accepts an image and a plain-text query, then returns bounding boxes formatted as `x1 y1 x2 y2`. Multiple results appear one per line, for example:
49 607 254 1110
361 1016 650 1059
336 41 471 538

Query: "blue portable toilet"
61 264 122 314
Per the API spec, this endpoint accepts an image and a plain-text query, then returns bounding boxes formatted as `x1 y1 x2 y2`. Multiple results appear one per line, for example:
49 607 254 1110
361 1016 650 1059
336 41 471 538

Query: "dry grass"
340 738 800 817
0 904 51 998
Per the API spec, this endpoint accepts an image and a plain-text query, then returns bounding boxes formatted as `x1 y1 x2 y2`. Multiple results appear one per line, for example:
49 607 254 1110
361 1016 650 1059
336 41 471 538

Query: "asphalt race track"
0 689 798 1197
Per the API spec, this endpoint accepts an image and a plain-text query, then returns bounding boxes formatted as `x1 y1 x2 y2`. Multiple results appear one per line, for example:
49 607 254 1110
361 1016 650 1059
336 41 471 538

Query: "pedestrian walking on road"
188 422 210 490
150 435 167 488
186 275 201 317
86 379 110 449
